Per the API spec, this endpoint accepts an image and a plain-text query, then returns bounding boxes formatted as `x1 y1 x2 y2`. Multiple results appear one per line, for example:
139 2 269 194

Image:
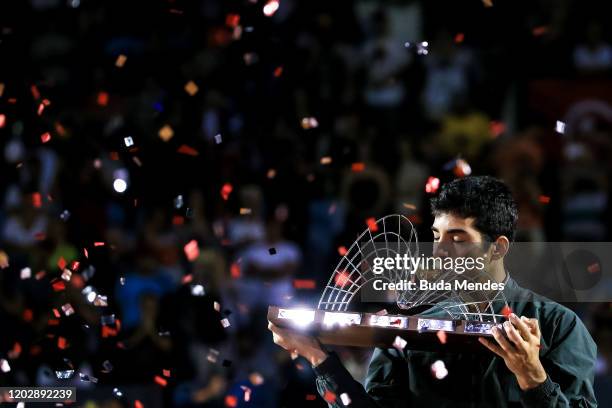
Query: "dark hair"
430 176 518 242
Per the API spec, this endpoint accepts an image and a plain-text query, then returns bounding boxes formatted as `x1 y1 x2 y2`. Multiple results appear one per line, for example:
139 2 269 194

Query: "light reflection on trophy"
268 215 509 352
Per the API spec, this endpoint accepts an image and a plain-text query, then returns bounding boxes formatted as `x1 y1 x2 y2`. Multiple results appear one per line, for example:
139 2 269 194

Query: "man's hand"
479 313 547 391
268 320 329 367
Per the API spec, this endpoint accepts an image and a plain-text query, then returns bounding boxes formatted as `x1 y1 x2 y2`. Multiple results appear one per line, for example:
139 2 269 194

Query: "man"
268 176 598 407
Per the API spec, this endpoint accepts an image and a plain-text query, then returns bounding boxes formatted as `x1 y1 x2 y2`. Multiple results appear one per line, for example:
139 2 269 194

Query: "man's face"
431 212 493 272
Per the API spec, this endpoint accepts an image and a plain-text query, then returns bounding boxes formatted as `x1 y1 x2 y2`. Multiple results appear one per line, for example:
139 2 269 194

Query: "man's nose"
433 241 451 257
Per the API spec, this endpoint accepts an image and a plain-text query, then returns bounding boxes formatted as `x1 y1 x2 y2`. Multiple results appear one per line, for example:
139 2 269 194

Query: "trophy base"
268 306 501 353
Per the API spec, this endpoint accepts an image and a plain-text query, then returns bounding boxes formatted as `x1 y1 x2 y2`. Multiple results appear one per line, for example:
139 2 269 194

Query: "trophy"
268 215 509 353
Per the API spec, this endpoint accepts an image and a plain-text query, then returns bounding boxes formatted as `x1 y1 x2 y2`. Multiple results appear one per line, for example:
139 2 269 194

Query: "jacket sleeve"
313 348 411 408
520 309 597 408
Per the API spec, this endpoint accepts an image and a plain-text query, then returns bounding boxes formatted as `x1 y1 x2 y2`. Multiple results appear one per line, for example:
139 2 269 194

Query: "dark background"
1 0 612 406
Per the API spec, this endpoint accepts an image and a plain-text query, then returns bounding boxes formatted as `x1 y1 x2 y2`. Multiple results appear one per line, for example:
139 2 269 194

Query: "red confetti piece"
97 91 109 106
338 246 347 256
57 337 67 349
351 162 365 172
454 33 465 43
177 144 199 156
334 270 351 287
538 195 551 204
154 375 167 387
162 369 171 378
587 263 601 274
425 176 440 194
182 274 193 284
84 248 89 258
532 26 549 37
230 263 241 278
273 66 283 77
0 114 6 128
225 395 238 407
31 85 40 100
305 394 317 401
57 256 67 270
94 242 105 247
489 120 506 138
323 390 337 403
8 342 22 359
71 274 84 289
32 192 42 208
134 400 144 408
172 215 185 225
221 183 233 200
184 240 200 261
37 103 45 115
437 330 448 345
52 280 66 292
53 309 61 318
293 279 316 289
225 13 240 28
501 305 513 318
366 217 378 232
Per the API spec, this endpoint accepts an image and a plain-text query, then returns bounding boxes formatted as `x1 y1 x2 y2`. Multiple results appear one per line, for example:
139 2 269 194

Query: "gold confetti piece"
403 203 417 210
239 208 252 215
158 124 174 142
267 169 276 179
0 83 4 97
184 81 199 96
115 54 127 67
320 156 332 165
482 0 493 7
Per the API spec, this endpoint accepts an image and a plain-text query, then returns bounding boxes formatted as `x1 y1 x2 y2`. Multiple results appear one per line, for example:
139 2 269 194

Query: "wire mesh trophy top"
317 214 508 323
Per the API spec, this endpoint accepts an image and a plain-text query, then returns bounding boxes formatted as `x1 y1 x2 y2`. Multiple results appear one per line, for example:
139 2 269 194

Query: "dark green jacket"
313 277 597 407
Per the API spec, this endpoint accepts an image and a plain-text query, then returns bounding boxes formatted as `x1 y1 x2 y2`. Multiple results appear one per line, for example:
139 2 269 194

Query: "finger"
522 317 541 339
504 321 528 352
492 325 514 353
509 314 532 341
478 337 505 358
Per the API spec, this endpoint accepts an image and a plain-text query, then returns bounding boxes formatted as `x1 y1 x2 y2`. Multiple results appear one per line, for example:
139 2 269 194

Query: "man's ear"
490 236 510 260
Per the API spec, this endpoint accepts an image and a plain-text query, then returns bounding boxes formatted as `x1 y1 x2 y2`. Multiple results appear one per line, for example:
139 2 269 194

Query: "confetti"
231 263 241 278
124 136 134 147
431 360 448 379
97 91 109 106
184 240 200 261
267 168 276 179
80 373 98 383
177 144 199 156
338 246 347 256
300 117 319 129
366 217 378 232
62 303 75 316
501 305 513 318
538 195 551 204
0 359 10 373
273 66 283 77
221 183 233 200
61 269 72 281
158 124 174 141
323 390 337 403
320 156 332 165
214 301 221 312
55 370 75 379
52 280 66 292
163 369 171 377
239 207 252 215
207 349 220 363
102 360 114 373
263 0 279 17
113 387 123 397
221 318 231 328
21 267 31 279
268 247 277 255
532 26 549 37
134 400 144 408
293 279 316 289
0 114 6 128
340 393 352 406
555 120 566 134
225 395 238 407
306 394 317 400
214 133 223 144
191 284 205 296
249 372 264 385
334 270 351 287
225 13 240 28
454 33 465 44
482 0 493 7
241 385 252 402
392 335 408 351
154 375 167 387
184 81 199 96
94 294 108 307
489 120 506 138
444 158 472 177
437 330 448 344
425 176 440 194
351 162 365 172
174 195 184 209
115 54 127 68
58 336 68 349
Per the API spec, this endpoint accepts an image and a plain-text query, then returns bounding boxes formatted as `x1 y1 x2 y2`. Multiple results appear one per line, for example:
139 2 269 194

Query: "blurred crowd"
1 0 612 406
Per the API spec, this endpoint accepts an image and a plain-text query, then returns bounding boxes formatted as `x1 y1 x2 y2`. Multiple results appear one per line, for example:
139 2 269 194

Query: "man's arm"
269 321 410 407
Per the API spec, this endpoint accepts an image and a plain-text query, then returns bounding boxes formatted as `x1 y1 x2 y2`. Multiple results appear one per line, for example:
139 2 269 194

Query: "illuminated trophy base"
268 306 500 353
